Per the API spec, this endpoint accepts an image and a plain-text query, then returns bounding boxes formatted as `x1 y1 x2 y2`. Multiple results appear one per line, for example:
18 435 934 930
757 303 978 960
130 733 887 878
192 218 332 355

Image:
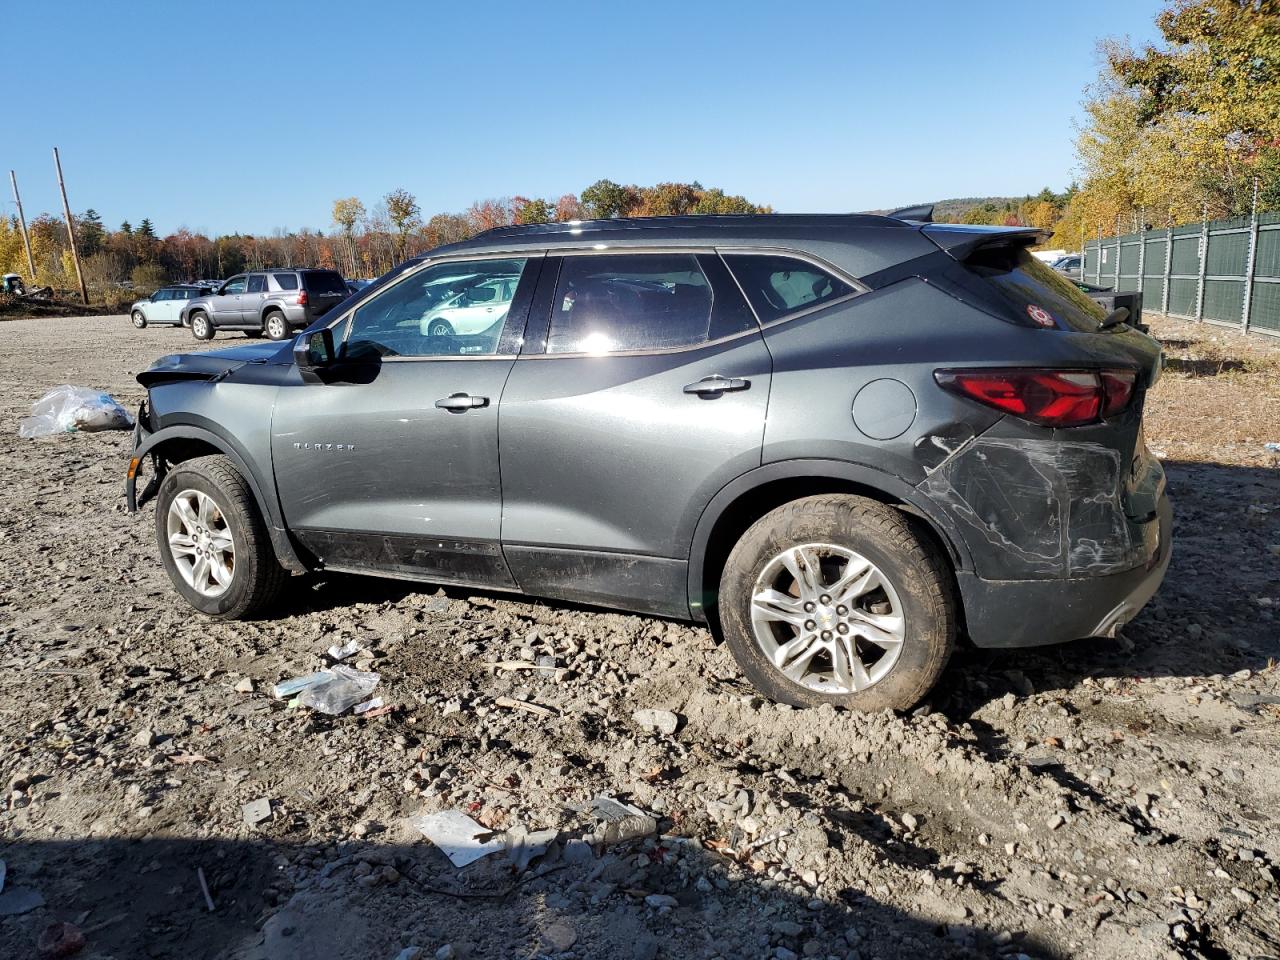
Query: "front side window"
223 276 247 295
152 289 171 301
343 257 528 359
247 274 266 293
546 254 716 354
723 254 855 324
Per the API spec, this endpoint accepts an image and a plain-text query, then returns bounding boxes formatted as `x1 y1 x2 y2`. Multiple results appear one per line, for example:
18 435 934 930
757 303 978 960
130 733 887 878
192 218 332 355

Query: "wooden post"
9 170 37 281
52 147 89 305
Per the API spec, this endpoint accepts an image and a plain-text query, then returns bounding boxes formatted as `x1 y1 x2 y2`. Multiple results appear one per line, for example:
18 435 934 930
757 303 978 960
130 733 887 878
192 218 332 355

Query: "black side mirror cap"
294 327 336 381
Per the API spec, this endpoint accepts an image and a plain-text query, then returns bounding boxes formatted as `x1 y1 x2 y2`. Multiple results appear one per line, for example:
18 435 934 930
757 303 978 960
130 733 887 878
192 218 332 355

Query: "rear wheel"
131 310 147 329
154 455 286 618
190 312 214 340
719 495 954 711
263 310 288 341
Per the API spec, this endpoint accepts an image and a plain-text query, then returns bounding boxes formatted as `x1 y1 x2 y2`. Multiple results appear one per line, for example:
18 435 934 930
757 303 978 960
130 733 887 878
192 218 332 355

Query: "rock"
772 921 806 937
1047 814 1065 831
542 922 577 952
563 839 594 865
132 728 156 748
645 893 678 909
592 796 657 845
395 949 422 960
37 921 85 958
1231 886 1256 904
900 812 919 831
774 948 799 960
632 709 679 735
435 946 455 960
242 797 272 826
234 677 255 693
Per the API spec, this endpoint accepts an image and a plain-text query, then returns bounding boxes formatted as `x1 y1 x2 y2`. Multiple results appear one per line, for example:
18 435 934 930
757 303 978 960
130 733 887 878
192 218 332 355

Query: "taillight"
296 291 308 306
934 368 1137 427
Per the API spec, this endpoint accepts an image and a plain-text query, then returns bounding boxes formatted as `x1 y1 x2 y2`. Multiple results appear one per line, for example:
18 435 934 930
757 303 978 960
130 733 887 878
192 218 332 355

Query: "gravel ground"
1 313 1278 960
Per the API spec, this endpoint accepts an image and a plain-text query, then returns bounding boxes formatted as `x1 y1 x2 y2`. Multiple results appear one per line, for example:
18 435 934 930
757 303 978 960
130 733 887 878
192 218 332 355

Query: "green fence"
1083 210 1280 337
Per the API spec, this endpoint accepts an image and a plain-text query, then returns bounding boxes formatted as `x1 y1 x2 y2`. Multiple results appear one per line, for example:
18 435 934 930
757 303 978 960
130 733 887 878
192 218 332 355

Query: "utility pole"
52 147 89 305
9 170 37 281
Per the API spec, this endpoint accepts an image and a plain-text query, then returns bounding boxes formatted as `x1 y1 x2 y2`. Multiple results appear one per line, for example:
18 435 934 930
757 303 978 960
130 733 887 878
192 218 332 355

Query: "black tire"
190 311 214 340
131 310 147 329
427 318 454 337
263 310 289 341
718 494 954 711
154 455 287 618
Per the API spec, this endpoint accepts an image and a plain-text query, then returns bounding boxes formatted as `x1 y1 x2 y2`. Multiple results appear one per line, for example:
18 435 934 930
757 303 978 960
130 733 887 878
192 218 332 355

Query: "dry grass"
1142 313 1280 465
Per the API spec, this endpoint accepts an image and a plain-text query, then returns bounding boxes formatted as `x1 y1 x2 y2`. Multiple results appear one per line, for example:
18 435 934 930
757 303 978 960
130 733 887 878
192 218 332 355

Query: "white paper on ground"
409 809 504 867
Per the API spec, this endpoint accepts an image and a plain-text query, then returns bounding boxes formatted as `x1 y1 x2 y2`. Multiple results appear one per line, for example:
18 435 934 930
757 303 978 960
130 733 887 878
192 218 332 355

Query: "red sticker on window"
1026 304 1055 328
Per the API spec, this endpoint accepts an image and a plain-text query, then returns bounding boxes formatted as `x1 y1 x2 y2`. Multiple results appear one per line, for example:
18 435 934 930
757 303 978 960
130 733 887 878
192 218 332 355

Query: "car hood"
137 340 289 387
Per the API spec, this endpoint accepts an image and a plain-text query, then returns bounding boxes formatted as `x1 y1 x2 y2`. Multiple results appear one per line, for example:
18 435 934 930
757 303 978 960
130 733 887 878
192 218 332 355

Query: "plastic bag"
18 385 133 438
296 666 380 715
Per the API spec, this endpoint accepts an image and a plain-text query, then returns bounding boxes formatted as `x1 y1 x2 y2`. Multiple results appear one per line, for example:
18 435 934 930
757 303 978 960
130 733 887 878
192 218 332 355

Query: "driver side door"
270 254 543 589
211 275 247 323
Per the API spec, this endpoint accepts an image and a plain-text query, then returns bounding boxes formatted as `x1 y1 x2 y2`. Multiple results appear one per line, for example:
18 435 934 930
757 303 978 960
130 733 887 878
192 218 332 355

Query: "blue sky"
5 0 1162 236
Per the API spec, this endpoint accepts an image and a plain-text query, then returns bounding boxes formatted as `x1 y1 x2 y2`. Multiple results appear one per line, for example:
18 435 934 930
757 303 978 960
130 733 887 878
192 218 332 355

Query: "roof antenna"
887 204 934 223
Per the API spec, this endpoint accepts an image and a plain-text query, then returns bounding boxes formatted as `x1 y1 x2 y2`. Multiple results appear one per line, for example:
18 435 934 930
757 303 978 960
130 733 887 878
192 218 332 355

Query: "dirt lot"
1 313 1278 960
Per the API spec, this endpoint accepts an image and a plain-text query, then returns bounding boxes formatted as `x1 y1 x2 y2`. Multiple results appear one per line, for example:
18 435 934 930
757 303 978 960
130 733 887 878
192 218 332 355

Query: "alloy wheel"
267 315 285 339
750 542 906 694
166 488 235 598
132 311 145 328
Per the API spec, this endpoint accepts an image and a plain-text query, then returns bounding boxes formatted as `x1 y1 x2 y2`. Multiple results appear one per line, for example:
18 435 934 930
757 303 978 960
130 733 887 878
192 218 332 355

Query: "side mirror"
294 327 336 379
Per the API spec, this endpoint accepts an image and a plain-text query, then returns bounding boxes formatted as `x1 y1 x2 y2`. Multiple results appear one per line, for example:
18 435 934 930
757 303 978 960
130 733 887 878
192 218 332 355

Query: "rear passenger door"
498 252 771 617
246 273 268 324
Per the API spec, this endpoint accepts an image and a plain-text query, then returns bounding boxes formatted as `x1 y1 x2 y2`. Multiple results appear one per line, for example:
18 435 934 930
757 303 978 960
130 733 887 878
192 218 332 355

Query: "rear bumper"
959 492 1172 648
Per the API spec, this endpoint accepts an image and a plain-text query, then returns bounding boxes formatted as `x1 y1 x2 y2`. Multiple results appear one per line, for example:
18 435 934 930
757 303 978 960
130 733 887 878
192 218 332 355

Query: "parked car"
419 273 521 336
1052 254 1083 280
130 285 210 328
345 278 372 296
179 269 349 341
126 212 1170 711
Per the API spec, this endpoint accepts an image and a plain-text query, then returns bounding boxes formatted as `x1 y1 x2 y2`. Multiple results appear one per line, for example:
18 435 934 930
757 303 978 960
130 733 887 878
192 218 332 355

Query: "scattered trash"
0 885 46 916
632 708 680 735
297 666 380 715
18 385 133 438
197 867 215 912
410 809 504 867
1264 442 1280 453
271 672 329 699
590 796 657 845
353 696 385 715
241 797 272 826
167 752 210 765
494 695 556 718
326 639 361 661
36 920 85 958
504 823 559 872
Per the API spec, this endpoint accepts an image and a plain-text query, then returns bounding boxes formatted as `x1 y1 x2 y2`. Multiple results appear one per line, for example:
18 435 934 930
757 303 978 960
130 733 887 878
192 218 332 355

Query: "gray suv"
180 268 349 341
126 211 1171 711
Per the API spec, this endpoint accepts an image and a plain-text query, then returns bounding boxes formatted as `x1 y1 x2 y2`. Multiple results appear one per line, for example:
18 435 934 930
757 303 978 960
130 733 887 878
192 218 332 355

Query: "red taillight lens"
935 368 1137 427
296 291 308 306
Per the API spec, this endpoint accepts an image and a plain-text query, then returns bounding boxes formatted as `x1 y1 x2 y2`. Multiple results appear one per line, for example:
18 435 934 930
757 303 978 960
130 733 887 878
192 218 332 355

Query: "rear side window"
965 246 1106 332
273 273 299 290
547 254 720 354
302 271 347 295
247 274 266 293
723 254 855 323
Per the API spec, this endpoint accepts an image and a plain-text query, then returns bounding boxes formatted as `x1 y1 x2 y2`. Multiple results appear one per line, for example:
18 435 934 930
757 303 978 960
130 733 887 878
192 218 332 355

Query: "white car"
419 276 519 337
130 285 208 329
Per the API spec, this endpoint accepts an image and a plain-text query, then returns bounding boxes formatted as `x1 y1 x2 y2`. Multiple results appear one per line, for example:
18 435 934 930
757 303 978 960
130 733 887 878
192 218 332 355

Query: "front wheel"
154 455 286 618
427 318 454 337
190 312 214 340
718 494 954 711
131 310 147 329
263 310 289 341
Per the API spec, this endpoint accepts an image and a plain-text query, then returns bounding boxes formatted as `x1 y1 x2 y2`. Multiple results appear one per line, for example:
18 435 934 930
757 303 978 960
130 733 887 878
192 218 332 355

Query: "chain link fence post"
1242 179 1260 334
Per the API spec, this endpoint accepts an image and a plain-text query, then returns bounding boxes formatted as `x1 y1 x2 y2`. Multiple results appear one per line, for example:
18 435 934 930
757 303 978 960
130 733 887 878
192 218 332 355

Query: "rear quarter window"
965 246 1106 332
273 273 299 290
302 271 348 295
722 254 856 323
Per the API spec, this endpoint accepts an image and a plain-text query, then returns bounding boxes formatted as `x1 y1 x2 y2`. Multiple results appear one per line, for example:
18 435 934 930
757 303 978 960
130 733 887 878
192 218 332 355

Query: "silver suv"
180 268 349 341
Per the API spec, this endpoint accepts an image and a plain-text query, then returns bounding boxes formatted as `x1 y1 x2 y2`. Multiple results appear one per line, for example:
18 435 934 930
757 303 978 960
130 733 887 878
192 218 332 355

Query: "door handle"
683 376 750 396
435 393 490 412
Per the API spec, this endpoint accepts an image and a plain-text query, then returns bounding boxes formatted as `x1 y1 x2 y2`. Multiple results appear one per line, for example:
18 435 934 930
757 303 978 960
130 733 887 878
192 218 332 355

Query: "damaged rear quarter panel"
918 435 1145 579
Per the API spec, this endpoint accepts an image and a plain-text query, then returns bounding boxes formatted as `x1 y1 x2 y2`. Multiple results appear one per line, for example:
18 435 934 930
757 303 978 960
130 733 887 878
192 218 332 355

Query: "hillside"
866 196 1026 221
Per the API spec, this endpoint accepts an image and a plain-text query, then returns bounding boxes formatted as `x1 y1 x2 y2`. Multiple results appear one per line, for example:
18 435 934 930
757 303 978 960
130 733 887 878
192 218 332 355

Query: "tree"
554 194 583 221
131 262 168 292
580 179 639 218
77 209 105 257
512 196 552 224
383 188 420 263
119 221 132 235
332 197 366 276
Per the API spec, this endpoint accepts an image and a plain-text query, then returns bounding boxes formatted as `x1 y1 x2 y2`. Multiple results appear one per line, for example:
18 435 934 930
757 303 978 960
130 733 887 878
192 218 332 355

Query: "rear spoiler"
921 224 1049 260
886 203 934 223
